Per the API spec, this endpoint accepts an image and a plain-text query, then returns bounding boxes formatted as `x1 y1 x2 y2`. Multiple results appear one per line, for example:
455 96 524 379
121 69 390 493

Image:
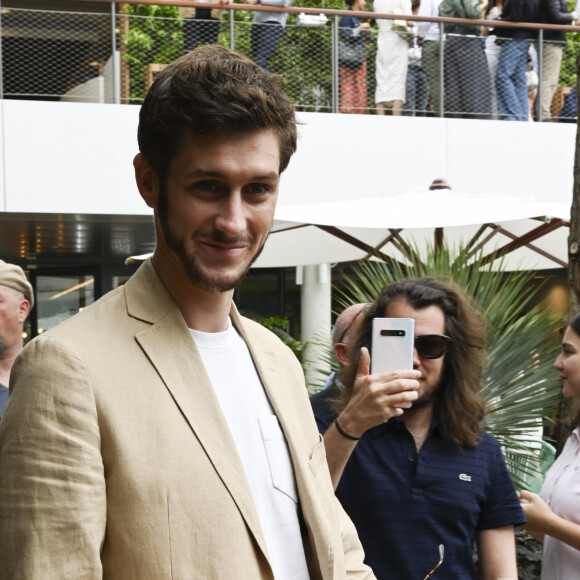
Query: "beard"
410 375 442 411
0 335 5 357
157 184 268 293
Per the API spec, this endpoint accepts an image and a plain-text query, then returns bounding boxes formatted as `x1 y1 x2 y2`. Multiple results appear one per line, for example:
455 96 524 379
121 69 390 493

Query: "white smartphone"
370 318 414 374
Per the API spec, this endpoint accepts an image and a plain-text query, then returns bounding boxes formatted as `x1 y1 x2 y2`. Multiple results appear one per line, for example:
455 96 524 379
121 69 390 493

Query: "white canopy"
254 189 571 271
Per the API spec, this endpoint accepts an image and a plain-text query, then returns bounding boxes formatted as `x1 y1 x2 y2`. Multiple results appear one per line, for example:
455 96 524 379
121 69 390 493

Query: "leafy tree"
228 0 376 112
558 0 579 88
261 315 305 364
123 4 183 103
121 1 378 111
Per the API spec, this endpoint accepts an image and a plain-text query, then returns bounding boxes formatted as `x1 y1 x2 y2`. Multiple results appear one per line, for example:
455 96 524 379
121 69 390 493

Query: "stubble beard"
157 185 268 293
410 374 442 411
0 335 6 357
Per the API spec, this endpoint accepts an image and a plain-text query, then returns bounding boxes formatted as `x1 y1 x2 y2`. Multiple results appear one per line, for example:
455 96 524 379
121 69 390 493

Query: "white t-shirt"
189 320 309 580
540 426 580 580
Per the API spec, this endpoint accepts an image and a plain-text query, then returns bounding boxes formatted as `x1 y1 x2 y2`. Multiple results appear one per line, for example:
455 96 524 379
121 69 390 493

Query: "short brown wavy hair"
137 44 297 182
338 277 486 448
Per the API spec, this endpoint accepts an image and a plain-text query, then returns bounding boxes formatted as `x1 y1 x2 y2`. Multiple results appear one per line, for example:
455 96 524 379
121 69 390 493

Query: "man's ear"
334 342 350 368
18 299 31 324
134 153 159 209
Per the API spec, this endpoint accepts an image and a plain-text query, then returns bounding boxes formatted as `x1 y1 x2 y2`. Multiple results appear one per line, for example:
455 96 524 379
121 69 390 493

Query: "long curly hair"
337 276 486 448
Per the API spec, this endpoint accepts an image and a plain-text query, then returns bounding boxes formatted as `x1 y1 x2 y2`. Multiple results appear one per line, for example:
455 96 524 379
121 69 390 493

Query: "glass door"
29 270 97 337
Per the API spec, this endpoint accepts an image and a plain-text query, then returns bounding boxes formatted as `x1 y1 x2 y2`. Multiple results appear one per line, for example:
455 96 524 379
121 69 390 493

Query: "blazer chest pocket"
259 415 299 502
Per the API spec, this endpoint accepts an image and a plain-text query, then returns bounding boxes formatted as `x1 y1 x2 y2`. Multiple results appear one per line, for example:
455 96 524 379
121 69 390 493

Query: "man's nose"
215 192 245 235
413 347 421 369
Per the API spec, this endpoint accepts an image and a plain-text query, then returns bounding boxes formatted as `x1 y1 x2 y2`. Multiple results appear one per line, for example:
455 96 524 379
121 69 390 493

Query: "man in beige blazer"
0 46 374 579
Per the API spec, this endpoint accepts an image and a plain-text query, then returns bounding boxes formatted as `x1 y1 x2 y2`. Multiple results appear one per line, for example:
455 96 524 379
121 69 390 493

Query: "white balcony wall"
0 99 575 216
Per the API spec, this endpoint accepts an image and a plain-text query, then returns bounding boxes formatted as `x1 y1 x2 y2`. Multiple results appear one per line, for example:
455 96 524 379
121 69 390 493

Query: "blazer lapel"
126 262 270 560
232 307 310 455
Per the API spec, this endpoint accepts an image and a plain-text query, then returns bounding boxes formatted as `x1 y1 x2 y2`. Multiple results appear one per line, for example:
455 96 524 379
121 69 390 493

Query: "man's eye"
246 184 269 195
194 181 218 192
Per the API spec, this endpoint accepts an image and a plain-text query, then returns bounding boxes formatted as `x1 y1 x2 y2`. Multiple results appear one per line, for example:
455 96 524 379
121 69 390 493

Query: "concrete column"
300 264 331 391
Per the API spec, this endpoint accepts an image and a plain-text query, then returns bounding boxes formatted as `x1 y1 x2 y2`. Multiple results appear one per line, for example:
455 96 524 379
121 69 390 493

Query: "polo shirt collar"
371 416 442 439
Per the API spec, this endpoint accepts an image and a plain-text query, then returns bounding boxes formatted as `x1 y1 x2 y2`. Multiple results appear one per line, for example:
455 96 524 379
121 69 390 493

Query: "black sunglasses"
415 334 451 359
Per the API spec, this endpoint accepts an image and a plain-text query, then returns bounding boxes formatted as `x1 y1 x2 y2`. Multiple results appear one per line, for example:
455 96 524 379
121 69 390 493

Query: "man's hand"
338 347 420 438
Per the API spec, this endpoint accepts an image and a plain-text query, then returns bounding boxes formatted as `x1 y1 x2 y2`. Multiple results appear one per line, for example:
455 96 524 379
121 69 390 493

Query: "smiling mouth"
199 242 249 261
198 234 252 253
205 240 247 250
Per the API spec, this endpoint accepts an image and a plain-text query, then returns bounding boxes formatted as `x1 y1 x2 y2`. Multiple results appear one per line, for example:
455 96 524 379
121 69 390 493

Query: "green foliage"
333 242 564 490
124 4 183 103
559 0 579 88
261 316 305 363
122 1 379 111
230 0 361 112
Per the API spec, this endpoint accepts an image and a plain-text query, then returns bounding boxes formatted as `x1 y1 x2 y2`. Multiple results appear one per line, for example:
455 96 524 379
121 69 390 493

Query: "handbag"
296 13 328 27
338 38 366 68
391 5 413 45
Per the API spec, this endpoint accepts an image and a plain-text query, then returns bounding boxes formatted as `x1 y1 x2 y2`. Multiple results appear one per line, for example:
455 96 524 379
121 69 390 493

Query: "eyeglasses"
415 335 451 359
423 544 444 580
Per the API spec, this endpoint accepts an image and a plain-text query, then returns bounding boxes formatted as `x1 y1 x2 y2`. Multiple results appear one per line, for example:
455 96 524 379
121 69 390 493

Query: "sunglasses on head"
336 308 366 344
414 334 451 359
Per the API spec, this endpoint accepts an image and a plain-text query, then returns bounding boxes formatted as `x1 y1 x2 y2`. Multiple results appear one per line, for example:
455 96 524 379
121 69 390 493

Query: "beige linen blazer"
0 260 373 580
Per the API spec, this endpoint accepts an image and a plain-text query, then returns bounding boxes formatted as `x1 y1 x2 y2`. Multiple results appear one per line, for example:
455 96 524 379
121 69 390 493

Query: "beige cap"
0 260 34 309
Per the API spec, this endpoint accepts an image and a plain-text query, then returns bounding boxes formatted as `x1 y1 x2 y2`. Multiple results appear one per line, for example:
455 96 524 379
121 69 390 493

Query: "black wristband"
334 417 361 441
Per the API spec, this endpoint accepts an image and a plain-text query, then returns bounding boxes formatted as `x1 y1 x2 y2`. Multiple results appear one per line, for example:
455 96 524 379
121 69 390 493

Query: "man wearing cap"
0 260 34 419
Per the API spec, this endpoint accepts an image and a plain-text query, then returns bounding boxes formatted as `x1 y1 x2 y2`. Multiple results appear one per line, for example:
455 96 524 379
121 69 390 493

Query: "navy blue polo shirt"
311 394 525 580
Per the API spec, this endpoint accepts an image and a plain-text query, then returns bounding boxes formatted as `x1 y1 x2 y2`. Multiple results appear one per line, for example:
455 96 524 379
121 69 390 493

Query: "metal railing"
1 0 579 121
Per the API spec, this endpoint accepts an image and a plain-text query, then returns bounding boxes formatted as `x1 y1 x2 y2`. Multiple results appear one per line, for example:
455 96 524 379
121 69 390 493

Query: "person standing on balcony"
536 0 578 122
483 0 504 119
439 0 492 119
180 0 231 52
521 312 580 579
0 260 33 420
495 0 540 121
0 45 375 580
403 0 430 115
374 0 413 115
417 0 444 116
339 0 372 114
248 0 292 70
